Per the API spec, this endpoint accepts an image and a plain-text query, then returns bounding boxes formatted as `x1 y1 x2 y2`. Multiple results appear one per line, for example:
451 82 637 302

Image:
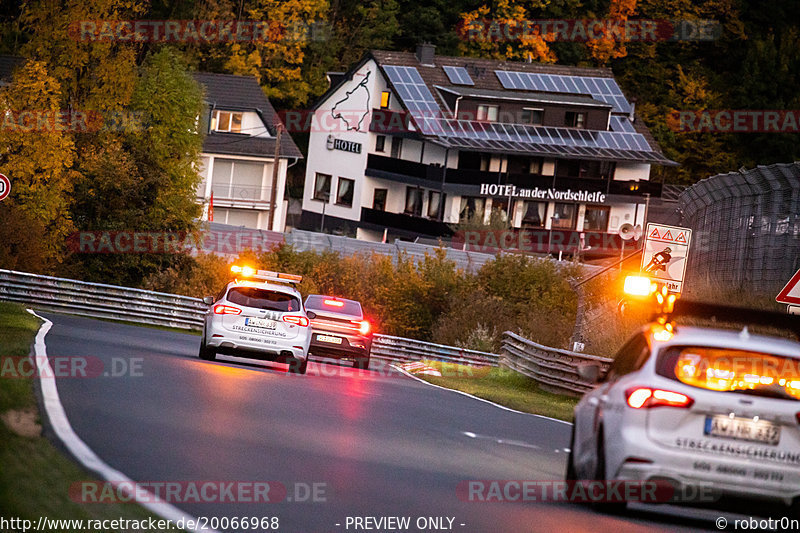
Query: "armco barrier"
0 269 499 366
500 331 612 396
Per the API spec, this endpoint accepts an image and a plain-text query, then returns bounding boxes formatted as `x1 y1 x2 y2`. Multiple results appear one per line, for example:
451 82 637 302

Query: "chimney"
628 97 636 122
415 43 436 67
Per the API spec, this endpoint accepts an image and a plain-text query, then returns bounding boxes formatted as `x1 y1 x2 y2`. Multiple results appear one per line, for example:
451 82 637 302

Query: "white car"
568 301 800 514
199 267 313 374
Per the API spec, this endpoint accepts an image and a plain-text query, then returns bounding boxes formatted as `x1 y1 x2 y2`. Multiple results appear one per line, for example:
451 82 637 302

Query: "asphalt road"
39 313 757 533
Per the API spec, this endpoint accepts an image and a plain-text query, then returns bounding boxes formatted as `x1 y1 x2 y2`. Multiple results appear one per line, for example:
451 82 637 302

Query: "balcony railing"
198 184 273 205
365 154 662 197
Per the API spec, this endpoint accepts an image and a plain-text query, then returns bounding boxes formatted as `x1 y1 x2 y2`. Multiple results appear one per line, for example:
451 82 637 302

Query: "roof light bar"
230 265 303 284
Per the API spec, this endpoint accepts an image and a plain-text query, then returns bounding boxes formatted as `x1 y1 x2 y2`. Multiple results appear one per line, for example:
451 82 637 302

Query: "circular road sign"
0 174 9 202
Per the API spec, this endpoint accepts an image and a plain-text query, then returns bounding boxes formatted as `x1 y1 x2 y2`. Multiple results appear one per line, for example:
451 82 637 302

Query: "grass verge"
413 359 578 422
0 302 170 530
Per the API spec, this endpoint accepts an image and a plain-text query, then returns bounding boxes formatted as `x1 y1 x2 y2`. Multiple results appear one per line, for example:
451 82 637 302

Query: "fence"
0 269 498 367
679 162 800 292
500 331 612 396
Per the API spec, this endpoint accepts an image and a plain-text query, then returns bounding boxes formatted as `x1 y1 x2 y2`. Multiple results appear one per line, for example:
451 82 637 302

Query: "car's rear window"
657 346 800 401
304 295 362 317
227 287 300 312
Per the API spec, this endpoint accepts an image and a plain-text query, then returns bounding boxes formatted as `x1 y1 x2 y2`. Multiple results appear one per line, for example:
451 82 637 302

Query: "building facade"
194 73 302 231
300 46 676 257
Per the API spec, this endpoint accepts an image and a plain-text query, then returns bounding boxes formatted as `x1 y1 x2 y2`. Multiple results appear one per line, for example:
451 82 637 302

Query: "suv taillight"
214 304 241 315
283 315 309 327
626 387 694 409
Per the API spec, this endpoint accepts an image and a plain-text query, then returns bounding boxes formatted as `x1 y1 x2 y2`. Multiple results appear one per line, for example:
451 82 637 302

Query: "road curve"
39 313 742 532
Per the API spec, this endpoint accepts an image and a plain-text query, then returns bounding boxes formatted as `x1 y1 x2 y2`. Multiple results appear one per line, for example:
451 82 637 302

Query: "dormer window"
211 110 243 133
565 111 586 129
477 105 498 122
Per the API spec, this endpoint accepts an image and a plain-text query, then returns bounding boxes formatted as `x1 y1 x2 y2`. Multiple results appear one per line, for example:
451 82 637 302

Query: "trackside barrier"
501 331 612 396
0 269 499 366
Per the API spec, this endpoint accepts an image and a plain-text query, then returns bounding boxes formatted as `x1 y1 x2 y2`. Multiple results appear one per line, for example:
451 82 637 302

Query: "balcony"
365 154 661 197
361 207 453 237
197 183 273 208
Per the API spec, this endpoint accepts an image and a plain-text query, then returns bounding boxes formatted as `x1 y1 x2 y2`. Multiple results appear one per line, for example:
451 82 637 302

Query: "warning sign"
776 269 800 305
640 223 692 293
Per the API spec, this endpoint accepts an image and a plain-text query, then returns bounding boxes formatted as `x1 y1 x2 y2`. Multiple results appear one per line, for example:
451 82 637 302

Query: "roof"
360 50 674 166
194 72 302 159
435 85 611 108
0 55 25 84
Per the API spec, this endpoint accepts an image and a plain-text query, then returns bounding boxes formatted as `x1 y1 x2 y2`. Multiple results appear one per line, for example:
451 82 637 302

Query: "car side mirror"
577 362 603 384
306 311 316 319
203 296 214 305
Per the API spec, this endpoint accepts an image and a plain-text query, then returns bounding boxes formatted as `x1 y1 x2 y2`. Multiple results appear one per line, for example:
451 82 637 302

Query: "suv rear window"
227 287 300 312
305 295 362 317
656 346 800 401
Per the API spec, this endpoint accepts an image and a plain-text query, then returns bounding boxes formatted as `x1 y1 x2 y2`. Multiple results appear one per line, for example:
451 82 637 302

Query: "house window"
375 135 386 153
212 110 243 133
380 91 391 109
391 137 403 158
477 105 499 122
565 111 586 129
313 173 331 201
584 206 610 232
427 190 444 219
404 187 423 216
522 201 547 227
336 177 355 207
459 196 486 223
521 108 543 125
373 189 387 211
529 158 543 174
551 203 577 230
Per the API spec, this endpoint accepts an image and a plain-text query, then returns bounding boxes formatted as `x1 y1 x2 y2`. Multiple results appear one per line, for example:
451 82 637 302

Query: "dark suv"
305 295 372 369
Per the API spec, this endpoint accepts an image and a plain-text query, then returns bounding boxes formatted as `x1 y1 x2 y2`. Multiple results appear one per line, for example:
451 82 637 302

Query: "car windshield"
657 345 800 401
227 287 300 312
305 295 362 318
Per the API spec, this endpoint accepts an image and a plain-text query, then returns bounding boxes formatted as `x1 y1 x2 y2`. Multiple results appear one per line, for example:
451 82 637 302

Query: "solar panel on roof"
443 66 475 86
495 70 632 113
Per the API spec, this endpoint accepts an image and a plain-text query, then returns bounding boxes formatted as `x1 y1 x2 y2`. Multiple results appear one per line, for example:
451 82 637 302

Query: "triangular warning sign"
776 268 800 305
675 232 687 243
662 230 673 241
649 228 660 239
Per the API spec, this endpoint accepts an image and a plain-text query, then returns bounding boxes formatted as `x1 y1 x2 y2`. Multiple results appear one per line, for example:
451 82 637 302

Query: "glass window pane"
336 177 354 207
314 173 331 201
373 189 387 211
230 113 243 133
552 203 576 229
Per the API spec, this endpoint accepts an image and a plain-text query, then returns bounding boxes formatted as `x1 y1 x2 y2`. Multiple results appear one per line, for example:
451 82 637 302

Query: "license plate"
705 415 781 445
245 317 277 330
317 334 342 344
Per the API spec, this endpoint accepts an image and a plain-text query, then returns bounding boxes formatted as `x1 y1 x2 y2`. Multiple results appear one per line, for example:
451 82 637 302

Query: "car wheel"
592 428 626 514
353 356 370 370
198 340 216 361
288 357 308 375
565 425 578 482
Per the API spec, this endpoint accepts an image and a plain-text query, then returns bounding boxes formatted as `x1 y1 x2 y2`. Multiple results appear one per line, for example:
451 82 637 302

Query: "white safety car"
199 266 314 374
568 297 800 515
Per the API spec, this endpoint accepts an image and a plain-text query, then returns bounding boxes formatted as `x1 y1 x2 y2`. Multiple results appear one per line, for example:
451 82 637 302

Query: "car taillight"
796 412 800 424
213 304 241 315
283 315 309 327
351 320 370 335
625 387 694 409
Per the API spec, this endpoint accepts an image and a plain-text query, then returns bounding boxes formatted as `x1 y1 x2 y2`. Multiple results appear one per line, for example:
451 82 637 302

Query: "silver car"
199 267 313 374
568 302 800 514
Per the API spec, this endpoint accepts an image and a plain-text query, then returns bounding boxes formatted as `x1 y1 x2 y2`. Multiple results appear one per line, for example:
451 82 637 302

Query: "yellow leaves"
586 0 639 65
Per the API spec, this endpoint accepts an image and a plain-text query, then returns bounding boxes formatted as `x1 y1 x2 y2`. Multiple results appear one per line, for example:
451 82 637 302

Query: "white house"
194 73 302 231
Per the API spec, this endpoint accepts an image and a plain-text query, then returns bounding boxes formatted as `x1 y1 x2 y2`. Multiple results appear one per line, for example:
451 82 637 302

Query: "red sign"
776 269 800 305
0 174 9 201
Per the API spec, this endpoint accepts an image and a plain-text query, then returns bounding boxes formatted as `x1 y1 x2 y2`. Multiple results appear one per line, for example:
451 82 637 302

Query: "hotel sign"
480 183 606 203
326 135 362 154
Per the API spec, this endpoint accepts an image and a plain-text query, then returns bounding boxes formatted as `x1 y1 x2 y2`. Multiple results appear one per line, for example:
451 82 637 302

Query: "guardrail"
0 269 499 367
500 331 612 396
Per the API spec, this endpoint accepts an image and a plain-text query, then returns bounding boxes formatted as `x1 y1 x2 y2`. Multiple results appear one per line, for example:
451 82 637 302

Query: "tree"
0 60 77 271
